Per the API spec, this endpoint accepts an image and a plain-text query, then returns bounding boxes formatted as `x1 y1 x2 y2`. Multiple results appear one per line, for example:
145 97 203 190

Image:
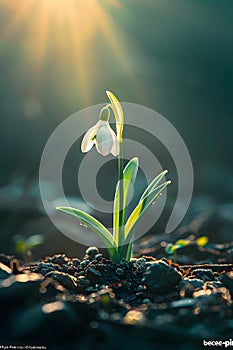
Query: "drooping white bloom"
81 120 119 156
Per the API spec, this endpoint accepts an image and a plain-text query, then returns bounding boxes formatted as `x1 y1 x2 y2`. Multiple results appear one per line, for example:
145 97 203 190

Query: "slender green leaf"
140 170 168 201
125 200 144 239
125 181 171 240
126 242 133 261
123 157 139 209
56 207 116 258
113 157 139 246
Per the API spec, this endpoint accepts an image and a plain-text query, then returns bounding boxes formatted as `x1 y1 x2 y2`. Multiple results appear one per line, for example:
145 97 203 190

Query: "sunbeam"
0 0 142 103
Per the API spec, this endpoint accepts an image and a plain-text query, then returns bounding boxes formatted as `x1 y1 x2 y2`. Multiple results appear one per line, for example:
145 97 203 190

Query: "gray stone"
86 267 101 281
116 268 124 276
142 260 182 294
77 276 90 288
191 269 216 282
85 246 99 259
178 278 205 297
170 298 196 308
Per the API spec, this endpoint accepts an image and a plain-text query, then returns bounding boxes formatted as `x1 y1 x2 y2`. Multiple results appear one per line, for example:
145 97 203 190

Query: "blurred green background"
0 0 233 257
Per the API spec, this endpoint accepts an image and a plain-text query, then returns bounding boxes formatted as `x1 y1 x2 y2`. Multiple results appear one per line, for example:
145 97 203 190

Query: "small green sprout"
13 234 44 261
196 236 209 247
56 91 171 263
165 236 209 262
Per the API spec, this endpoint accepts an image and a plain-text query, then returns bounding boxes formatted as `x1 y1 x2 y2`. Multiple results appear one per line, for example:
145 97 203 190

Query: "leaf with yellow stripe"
113 157 139 246
125 181 171 240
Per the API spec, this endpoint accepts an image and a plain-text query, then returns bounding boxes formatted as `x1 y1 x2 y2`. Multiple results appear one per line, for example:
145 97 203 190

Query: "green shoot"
13 234 44 261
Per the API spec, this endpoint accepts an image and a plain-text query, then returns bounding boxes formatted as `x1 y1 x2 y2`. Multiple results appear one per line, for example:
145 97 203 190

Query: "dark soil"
1 231 233 350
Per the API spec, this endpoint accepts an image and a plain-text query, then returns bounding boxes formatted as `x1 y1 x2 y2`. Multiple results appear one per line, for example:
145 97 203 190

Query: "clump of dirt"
1 236 233 349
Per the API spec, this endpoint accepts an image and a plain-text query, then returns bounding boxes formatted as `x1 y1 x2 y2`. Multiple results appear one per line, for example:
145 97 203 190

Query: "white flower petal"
96 123 114 156
109 128 119 156
81 121 101 153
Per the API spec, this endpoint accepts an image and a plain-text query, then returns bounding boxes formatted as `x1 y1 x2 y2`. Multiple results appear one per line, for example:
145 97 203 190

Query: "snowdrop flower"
81 107 119 156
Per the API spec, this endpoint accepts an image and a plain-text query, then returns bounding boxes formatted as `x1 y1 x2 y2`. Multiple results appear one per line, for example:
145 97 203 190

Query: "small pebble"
77 276 90 288
80 260 90 269
142 298 151 304
179 278 204 298
135 258 147 272
94 254 103 261
136 285 145 292
191 269 216 282
85 247 99 259
170 298 196 308
124 310 145 325
72 258 81 267
86 267 101 281
116 268 124 276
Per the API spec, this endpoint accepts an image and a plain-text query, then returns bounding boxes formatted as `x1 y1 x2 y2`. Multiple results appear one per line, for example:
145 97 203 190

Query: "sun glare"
0 0 142 103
